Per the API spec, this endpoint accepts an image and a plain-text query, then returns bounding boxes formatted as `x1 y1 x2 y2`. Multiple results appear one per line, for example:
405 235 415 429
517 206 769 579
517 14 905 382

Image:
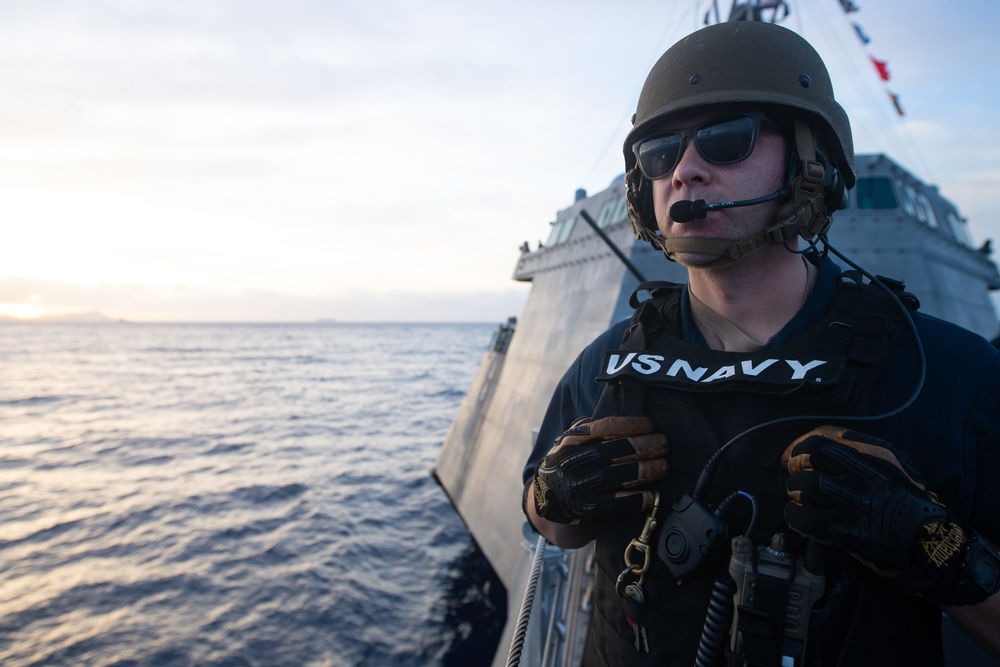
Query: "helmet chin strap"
655 118 831 269
663 235 773 268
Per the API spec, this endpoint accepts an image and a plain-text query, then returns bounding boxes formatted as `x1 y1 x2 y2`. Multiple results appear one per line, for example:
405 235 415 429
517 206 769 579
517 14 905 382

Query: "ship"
432 3 1000 665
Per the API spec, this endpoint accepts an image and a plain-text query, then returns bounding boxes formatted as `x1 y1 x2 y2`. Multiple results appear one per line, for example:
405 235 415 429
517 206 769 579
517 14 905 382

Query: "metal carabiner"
616 566 646 602
622 491 661 577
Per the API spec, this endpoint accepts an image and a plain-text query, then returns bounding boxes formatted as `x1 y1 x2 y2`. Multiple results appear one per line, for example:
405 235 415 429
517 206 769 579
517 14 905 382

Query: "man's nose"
672 137 710 187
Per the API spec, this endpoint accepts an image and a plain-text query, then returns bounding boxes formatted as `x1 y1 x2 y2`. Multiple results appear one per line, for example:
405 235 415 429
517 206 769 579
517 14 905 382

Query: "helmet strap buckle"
774 118 830 242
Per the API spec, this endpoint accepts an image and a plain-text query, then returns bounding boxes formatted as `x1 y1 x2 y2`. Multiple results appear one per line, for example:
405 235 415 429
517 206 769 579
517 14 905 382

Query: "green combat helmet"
624 21 855 266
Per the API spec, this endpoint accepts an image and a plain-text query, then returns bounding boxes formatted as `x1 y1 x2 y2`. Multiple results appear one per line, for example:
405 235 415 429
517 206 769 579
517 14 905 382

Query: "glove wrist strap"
903 523 1000 606
950 529 1000 606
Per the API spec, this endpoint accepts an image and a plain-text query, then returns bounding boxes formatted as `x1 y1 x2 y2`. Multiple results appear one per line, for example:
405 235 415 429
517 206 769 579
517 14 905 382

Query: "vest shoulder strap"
609 270 915 402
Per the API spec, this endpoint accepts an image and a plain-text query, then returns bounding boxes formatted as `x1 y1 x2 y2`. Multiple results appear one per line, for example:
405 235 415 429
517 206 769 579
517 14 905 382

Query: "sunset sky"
3 0 999 322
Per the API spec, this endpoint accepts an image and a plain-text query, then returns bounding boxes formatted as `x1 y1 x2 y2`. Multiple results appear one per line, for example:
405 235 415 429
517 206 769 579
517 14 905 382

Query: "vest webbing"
585 272 917 667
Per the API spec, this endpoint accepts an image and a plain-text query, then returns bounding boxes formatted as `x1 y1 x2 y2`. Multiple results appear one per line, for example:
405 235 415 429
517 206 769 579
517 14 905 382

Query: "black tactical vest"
584 273 933 667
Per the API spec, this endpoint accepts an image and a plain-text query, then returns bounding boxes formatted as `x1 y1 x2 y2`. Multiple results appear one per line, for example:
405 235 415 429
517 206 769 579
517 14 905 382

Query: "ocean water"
0 322 505 667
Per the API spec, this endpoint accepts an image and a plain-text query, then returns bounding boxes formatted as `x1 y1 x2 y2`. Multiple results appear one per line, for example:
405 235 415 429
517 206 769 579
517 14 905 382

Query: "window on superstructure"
596 197 618 227
916 193 939 228
854 177 897 209
899 182 939 228
545 219 563 246
596 195 629 228
612 196 629 224
945 212 976 248
545 217 577 246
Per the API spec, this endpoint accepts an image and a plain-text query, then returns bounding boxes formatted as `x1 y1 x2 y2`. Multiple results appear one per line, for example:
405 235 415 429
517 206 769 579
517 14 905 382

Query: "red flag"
871 57 890 81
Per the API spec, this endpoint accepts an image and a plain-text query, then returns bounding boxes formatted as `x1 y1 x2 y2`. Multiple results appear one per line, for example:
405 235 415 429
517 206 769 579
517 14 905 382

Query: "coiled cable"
695 576 738 667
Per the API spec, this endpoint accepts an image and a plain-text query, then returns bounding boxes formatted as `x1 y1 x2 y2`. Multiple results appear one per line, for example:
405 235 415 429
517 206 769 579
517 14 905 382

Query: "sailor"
522 21 1000 667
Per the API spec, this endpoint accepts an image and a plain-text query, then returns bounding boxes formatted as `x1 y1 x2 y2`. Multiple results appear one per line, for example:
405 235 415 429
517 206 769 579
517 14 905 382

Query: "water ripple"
0 322 505 666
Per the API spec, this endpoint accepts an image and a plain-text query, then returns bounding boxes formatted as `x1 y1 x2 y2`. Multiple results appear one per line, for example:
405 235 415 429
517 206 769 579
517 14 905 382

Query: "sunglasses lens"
635 115 761 180
636 134 683 180
696 116 756 164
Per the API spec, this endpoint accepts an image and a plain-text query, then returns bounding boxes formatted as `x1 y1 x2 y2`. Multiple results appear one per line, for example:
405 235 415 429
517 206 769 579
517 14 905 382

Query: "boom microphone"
670 187 790 223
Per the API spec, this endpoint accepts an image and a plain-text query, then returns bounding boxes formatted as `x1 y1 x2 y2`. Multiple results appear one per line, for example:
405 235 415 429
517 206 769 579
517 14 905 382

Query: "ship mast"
707 0 790 25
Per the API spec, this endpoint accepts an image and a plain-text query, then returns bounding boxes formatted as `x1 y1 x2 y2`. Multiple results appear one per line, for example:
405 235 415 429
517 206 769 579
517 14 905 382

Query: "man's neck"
687 248 815 348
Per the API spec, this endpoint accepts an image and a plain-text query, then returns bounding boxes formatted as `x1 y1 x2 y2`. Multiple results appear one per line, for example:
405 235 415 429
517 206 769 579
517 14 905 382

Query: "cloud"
0 275 529 323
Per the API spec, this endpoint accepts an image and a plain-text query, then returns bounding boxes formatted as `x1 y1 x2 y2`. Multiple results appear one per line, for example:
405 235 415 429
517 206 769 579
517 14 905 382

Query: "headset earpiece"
816 147 846 212
806 126 846 213
784 123 846 216
625 168 675 260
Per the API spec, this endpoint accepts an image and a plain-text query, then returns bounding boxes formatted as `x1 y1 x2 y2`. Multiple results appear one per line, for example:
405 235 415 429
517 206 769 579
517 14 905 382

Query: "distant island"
0 311 121 324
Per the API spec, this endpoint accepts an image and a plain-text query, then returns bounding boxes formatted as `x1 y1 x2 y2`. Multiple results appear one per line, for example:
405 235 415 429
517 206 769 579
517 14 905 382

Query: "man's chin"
673 252 725 268
665 235 734 268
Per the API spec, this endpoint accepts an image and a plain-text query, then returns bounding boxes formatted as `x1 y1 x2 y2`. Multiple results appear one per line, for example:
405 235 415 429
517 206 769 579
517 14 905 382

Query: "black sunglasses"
633 111 777 181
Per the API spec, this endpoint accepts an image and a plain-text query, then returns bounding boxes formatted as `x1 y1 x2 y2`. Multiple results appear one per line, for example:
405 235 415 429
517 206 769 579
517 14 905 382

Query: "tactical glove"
782 425 1000 605
532 415 669 524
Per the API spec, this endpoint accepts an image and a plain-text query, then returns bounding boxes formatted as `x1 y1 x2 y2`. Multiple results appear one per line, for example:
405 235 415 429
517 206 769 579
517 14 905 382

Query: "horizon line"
0 318 508 325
